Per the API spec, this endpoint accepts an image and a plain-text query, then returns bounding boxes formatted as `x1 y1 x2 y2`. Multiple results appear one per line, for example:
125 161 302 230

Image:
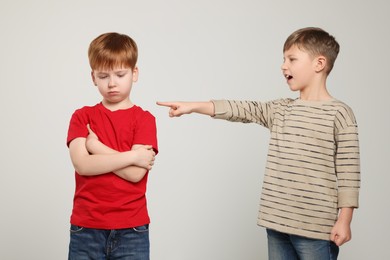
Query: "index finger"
156 101 177 108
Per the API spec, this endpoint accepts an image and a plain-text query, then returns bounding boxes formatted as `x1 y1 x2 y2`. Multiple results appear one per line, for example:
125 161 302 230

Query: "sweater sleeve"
334 108 361 208
211 99 275 129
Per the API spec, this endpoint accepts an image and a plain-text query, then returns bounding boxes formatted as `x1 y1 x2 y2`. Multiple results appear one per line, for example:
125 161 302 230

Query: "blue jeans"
267 229 339 260
68 224 150 260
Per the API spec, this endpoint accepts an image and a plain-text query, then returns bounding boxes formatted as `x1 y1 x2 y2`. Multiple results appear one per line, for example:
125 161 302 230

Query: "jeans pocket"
69 224 84 233
133 224 149 233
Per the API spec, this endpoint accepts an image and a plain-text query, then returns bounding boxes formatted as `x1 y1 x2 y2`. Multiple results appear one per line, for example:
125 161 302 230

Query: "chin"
288 86 301 92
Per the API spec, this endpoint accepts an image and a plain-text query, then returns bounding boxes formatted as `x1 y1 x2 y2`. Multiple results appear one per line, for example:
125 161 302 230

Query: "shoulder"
72 104 100 115
132 105 156 121
329 99 354 110
326 100 359 134
273 98 295 105
69 104 103 127
268 98 296 108
329 99 357 124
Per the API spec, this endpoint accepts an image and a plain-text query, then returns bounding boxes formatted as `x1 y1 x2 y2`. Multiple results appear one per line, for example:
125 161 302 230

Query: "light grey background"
1 0 389 259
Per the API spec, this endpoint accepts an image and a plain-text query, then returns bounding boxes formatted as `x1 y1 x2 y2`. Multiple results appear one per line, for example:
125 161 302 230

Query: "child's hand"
86 124 99 153
330 217 352 246
87 124 98 140
156 101 192 117
133 145 156 170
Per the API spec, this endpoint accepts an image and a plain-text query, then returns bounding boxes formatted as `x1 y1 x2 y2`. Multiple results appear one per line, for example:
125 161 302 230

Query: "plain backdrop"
1 0 389 259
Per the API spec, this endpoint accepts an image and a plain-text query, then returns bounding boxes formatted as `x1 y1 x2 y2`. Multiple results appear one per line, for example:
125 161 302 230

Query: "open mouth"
285 74 293 80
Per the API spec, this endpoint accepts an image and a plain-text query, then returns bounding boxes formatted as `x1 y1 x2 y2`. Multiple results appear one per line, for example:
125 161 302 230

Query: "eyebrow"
283 54 293 59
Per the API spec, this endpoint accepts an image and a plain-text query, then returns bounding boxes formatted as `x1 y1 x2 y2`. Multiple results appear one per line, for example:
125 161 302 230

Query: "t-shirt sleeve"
66 108 89 147
133 112 158 154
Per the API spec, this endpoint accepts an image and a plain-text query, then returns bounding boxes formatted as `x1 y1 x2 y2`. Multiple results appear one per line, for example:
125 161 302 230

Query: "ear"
314 56 326 73
132 66 139 82
91 71 97 86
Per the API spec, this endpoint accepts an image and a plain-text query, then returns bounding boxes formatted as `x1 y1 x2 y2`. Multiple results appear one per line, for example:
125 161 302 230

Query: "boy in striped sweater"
157 27 360 260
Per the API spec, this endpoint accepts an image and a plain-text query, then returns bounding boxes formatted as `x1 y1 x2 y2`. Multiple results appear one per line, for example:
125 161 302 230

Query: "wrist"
338 207 354 223
127 150 138 165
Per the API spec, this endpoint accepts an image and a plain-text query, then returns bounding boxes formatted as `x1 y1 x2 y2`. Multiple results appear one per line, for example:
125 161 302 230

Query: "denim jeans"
267 229 339 260
68 224 149 260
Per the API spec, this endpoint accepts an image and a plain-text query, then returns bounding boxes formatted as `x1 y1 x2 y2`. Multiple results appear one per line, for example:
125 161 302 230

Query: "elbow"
128 177 142 183
128 174 146 183
74 166 89 176
72 162 92 176
127 169 148 183
70 154 100 176
76 170 90 176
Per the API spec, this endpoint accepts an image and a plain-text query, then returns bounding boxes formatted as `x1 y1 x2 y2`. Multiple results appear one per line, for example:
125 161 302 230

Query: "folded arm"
69 129 155 179
85 124 155 182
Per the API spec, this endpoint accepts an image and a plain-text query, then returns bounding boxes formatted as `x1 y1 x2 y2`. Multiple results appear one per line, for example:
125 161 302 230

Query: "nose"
108 76 115 88
281 61 287 71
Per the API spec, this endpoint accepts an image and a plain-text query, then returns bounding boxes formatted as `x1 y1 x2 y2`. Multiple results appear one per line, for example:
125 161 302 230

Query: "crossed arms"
68 124 156 183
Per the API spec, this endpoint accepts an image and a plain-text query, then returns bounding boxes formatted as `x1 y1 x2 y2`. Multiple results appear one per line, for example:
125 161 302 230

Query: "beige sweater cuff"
338 190 359 208
211 100 229 118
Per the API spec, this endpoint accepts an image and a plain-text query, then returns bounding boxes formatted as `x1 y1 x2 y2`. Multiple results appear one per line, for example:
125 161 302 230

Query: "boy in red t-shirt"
67 32 158 260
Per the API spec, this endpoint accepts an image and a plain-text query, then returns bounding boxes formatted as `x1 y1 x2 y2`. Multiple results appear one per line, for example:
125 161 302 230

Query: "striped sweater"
212 98 360 240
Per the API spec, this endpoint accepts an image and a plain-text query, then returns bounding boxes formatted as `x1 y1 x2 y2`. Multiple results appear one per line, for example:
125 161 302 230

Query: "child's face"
281 45 318 92
91 66 138 107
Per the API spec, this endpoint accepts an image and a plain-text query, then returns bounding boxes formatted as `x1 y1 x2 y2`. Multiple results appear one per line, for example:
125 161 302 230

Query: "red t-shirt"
67 103 158 229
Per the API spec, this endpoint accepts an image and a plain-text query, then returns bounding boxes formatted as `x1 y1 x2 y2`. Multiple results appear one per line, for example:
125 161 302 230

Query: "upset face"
281 45 319 92
91 67 138 108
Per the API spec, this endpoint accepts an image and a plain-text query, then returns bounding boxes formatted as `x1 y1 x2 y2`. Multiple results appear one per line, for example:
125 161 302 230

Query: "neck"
299 74 332 101
299 88 332 101
102 99 133 111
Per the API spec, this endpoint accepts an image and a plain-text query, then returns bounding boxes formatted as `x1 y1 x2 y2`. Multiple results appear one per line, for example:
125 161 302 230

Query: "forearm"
86 136 117 155
86 138 150 182
211 99 272 126
114 166 148 182
189 101 215 116
338 207 354 224
71 149 141 176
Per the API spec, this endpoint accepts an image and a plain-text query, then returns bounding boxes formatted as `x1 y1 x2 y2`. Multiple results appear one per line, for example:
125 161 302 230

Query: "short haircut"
283 27 340 75
88 32 138 71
